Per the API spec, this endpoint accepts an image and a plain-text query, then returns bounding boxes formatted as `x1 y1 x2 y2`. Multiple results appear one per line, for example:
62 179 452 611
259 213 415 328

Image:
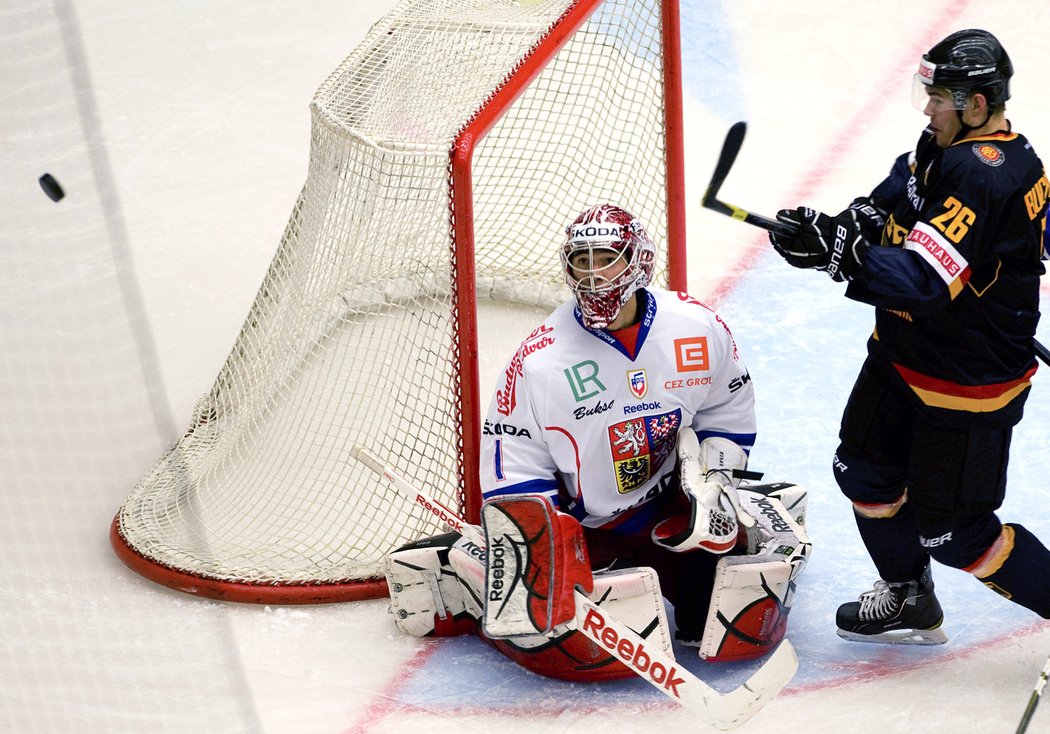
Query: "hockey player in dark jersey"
767 29 1050 644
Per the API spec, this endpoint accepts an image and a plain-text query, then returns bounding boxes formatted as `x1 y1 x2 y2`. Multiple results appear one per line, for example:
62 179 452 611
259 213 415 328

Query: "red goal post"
111 0 687 604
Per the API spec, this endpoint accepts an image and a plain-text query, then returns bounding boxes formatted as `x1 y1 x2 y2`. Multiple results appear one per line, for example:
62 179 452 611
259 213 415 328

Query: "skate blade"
836 627 948 645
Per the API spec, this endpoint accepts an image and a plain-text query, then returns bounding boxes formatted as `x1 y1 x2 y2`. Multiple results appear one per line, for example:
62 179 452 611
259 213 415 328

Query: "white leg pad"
697 489 811 661
587 566 674 655
385 533 487 637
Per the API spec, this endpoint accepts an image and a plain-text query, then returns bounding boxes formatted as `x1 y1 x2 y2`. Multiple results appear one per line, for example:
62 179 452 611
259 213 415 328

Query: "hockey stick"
702 122 1050 368
351 444 799 731
701 121 798 238
1016 654 1050 733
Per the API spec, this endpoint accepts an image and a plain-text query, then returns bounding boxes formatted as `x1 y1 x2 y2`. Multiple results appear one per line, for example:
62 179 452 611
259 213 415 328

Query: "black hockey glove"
767 206 867 282
846 197 888 244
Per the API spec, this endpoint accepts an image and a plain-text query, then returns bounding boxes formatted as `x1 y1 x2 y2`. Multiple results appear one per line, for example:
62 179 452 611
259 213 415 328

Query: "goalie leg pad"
482 495 592 638
384 532 484 637
482 566 672 682
694 489 811 661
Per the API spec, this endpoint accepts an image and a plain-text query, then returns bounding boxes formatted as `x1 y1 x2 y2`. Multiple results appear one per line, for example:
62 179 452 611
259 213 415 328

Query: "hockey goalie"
383 204 811 680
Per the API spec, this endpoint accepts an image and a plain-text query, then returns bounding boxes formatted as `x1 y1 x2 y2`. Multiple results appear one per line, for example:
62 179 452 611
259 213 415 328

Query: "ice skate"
835 566 947 645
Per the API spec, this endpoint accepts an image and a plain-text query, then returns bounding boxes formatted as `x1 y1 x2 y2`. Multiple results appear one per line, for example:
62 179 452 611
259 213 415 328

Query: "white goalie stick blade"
352 444 797 728
573 592 797 731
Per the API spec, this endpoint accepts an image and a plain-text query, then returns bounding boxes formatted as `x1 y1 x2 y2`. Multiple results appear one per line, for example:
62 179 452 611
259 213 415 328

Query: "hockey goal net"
111 0 686 603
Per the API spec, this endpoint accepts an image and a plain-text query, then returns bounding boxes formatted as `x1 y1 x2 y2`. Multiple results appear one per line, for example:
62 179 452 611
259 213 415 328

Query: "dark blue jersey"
845 125 1048 421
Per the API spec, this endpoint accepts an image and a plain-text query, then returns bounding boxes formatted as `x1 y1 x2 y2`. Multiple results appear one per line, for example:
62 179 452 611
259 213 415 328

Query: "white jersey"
480 288 756 530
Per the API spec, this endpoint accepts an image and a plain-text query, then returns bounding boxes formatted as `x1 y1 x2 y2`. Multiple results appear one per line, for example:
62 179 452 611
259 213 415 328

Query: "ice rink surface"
4 1 1050 732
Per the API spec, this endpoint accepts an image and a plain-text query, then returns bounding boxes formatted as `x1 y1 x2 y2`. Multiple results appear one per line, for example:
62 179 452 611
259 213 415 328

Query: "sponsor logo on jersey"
623 401 661 415
496 325 554 416
728 371 752 393
573 399 614 420
608 409 681 494
972 143 1005 167
564 359 606 401
483 420 532 439
674 336 709 372
905 223 968 280
627 369 647 399
663 376 713 389
906 173 925 212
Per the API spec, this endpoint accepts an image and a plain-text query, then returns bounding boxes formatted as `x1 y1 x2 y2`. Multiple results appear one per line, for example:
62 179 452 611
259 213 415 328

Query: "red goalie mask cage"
110 0 687 604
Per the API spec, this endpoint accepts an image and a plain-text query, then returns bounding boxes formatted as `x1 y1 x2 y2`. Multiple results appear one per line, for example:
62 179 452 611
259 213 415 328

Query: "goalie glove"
651 430 750 554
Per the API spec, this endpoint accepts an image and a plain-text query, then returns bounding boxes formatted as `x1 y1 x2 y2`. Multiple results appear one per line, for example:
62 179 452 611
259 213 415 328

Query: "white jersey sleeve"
480 289 756 529
479 322 562 506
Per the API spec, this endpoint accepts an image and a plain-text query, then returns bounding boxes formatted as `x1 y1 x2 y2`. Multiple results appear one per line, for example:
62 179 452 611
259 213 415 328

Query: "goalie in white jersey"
384 204 810 681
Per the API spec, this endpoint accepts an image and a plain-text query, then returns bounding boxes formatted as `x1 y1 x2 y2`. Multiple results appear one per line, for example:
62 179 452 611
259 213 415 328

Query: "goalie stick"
1016 653 1050 734
701 121 1050 368
351 444 799 731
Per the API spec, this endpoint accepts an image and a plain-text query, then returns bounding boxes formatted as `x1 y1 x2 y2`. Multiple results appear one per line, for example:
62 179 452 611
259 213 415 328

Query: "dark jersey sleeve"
869 152 912 212
846 131 1040 314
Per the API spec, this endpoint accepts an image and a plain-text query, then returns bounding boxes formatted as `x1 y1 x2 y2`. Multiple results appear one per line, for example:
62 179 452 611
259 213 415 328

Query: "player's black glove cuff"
846 197 888 244
767 206 867 282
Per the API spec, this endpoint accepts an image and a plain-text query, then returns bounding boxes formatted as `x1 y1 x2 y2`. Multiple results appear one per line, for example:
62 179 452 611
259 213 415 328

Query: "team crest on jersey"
627 369 648 399
607 409 681 494
972 143 1005 167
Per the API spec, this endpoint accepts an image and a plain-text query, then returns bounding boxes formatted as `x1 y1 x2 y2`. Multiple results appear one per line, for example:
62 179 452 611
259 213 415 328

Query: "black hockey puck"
39 173 65 202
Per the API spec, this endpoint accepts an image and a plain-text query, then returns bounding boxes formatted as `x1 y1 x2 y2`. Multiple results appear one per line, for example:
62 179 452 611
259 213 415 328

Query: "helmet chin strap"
950 91 1009 144
952 108 986 144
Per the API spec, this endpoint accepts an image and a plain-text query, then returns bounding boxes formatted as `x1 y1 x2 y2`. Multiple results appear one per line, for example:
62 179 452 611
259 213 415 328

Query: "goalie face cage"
110 0 686 604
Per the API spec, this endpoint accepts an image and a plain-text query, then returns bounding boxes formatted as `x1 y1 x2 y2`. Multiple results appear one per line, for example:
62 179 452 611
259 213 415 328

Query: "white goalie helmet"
561 204 656 329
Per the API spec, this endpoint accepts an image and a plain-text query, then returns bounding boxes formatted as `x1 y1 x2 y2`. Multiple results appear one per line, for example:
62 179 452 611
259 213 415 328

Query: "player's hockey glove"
846 197 888 243
652 431 747 554
768 206 868 282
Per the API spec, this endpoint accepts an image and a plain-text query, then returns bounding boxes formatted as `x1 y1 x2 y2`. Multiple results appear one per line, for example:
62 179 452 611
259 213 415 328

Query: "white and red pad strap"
481 494 593 638
696 484 811 662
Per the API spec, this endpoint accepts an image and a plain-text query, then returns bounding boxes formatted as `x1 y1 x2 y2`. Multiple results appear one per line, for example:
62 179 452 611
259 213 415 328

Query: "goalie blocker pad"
481 494 593 638
696 483 811 662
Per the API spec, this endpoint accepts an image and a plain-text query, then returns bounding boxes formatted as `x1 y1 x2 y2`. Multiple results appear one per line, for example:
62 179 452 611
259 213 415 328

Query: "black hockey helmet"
916 29 1012 109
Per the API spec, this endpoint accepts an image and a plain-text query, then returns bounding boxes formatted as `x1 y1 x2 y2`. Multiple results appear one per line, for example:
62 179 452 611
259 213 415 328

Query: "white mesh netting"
112 0 678 599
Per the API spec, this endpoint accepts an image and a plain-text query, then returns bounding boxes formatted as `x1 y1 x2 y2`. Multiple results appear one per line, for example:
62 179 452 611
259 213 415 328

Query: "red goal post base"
109 515 389 604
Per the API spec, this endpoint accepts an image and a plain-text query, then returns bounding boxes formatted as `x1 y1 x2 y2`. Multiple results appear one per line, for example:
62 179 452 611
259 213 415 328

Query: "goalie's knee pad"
483 566 673 682
384 532 486 637
688 484 811 662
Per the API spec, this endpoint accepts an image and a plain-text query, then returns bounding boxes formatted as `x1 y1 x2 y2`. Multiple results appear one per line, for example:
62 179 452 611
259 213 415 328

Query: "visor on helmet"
912 71 970 113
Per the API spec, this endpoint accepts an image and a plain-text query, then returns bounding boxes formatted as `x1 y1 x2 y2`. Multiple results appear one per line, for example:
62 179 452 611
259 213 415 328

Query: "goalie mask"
561 204 656 330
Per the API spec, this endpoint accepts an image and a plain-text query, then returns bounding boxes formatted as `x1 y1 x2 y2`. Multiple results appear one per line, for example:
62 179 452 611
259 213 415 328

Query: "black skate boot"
835 565 947 645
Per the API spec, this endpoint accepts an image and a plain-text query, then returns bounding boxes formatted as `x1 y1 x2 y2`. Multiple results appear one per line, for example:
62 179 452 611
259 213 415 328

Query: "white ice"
4 1 1050 732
